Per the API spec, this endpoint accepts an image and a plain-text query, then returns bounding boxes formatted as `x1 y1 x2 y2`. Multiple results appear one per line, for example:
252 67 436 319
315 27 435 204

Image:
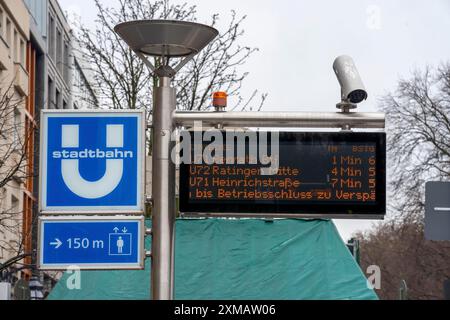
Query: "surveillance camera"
333 55 368 104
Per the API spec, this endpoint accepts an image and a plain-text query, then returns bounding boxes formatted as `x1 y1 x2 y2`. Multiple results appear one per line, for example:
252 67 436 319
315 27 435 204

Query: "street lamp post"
114 20 219 300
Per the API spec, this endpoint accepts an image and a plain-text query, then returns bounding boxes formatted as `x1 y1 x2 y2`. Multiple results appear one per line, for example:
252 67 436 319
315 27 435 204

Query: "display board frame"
179 131 386 219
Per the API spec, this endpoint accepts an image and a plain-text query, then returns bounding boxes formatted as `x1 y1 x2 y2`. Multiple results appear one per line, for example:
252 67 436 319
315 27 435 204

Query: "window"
48 77 54 109
55 88 60 109
63 42 69 84
13 108 21 145
20 39 25 65
5 18 11 46
0 8 3 38
0 188 5 211
48 14 55 61
13 29 18 62
56 29 62 74
11 194 19 213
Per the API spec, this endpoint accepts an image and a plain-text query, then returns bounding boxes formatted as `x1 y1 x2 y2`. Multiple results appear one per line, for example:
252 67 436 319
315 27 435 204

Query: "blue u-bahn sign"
38 216 145 270
39 110 145 213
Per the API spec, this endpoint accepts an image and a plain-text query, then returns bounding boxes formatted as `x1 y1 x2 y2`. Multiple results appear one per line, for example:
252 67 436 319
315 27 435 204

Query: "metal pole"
151 76 176 300
173 111 385 129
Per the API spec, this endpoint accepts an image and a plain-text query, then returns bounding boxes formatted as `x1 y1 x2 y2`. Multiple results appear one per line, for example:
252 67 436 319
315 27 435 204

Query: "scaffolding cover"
48 219 377 300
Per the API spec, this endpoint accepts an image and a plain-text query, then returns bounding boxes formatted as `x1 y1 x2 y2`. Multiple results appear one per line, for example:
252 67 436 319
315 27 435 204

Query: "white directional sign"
39 110 145 214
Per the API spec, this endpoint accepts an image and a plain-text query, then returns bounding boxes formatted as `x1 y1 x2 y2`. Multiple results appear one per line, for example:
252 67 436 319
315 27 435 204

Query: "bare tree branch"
0 75 35 269
72 0 266 114
354 63 450 300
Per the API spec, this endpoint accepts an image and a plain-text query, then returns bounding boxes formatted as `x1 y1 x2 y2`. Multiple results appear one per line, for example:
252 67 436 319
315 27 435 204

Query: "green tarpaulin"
48 219 377 300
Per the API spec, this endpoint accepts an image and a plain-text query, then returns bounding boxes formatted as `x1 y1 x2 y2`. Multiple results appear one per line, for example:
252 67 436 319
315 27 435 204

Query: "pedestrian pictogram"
109 227 132 256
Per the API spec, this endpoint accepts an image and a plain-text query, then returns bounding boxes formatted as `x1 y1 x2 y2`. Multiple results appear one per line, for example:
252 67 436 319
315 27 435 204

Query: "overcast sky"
58 0 450 241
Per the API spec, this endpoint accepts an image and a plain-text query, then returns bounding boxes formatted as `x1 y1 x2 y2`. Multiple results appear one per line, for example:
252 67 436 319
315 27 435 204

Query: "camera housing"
333 55 368 104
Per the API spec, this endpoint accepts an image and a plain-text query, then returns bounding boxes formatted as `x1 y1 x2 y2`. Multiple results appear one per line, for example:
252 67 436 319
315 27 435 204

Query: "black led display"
179 132 386 218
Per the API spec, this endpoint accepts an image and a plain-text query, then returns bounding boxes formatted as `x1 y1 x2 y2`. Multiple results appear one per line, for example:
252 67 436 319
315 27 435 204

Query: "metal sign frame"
38 215 146 270
39 109 146 215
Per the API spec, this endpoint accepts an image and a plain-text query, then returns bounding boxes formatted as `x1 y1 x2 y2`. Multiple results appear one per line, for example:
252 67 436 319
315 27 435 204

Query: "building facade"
26 0 70 110
0 0 31 291
71 39 98 110
25 0 98 111
0 0 97 299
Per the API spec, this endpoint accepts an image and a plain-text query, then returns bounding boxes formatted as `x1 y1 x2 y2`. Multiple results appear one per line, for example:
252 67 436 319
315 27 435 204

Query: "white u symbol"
61 124 124 199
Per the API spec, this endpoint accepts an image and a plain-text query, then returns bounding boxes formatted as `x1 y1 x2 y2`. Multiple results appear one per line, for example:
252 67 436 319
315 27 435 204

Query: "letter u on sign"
61 124 124 199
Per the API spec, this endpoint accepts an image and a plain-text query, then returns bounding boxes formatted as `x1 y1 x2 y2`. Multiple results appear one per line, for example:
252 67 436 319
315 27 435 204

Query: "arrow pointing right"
50 238 62 249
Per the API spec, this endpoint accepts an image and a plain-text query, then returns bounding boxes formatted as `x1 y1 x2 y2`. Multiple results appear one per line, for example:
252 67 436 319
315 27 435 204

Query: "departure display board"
179 132 386 218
